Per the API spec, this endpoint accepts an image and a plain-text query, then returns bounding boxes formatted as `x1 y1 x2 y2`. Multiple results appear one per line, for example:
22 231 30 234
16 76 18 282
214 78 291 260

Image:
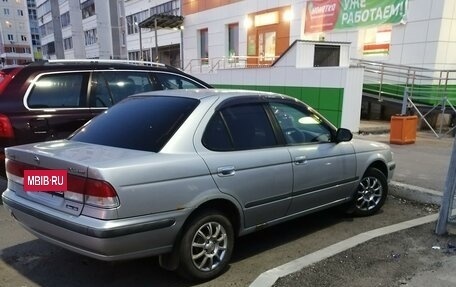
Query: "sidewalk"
252 121 456 287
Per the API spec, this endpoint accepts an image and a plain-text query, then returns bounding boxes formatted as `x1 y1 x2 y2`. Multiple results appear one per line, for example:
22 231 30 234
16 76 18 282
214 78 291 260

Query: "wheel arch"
185 199 242 237
365 160 388 178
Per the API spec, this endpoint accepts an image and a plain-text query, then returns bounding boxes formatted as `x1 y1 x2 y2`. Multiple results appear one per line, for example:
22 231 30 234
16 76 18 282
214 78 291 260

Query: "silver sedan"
2 89 395 281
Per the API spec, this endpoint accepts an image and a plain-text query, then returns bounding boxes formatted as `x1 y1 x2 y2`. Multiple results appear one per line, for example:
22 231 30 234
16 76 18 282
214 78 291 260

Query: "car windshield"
70 96 199 152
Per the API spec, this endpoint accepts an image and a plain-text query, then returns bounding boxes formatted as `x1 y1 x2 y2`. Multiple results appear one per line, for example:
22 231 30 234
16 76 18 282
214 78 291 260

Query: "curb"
249 181 444 287
249 213 439 287
389 181 442 206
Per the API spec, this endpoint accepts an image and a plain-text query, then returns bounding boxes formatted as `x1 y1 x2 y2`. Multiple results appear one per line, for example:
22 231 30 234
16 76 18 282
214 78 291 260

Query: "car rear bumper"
2 189 187 261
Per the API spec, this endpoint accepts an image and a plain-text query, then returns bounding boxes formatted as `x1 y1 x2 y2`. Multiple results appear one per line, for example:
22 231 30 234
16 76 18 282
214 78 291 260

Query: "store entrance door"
257 28 276 65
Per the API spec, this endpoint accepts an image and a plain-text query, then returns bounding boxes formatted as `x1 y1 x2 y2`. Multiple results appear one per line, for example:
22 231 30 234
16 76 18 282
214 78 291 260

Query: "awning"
139 14 184 30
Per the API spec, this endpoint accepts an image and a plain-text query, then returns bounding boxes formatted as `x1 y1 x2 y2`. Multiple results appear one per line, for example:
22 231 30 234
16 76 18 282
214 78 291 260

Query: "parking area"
0 182 437 287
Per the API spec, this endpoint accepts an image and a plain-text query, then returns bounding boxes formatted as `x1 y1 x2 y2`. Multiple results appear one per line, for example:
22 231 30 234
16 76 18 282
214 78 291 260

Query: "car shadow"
0 204 391 287
232 207 356 262
0 239 190 287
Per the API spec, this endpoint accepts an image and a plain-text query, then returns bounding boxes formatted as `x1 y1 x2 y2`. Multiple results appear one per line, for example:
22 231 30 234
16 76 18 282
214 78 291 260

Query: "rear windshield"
70 96 199 152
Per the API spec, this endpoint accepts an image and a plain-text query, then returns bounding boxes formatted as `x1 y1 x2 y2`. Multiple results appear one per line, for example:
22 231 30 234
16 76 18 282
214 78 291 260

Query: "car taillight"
66 175 119 208
6 159 120 209
0 114 14 138
6 159 24 177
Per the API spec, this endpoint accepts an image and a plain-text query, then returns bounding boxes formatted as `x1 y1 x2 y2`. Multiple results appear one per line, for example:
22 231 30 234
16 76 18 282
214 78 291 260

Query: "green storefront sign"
305 0 408 33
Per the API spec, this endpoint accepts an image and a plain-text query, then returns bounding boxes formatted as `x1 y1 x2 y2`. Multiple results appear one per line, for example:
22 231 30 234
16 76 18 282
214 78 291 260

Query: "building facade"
124 0 183 66
181 0 456 70
37 0 127 60
27 0 42 60
0 0 34 66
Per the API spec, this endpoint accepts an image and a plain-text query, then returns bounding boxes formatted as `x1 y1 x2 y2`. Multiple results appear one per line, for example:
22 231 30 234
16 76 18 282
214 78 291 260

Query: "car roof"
130 89 296 101
21 60 178 73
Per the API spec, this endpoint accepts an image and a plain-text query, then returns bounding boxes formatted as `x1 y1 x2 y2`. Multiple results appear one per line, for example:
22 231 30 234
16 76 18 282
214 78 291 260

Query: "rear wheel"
177 210 234 281
349 167 388 216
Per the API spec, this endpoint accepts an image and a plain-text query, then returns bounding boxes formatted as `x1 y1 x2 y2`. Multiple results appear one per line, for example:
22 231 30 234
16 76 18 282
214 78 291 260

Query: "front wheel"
349 167 388 216
177 211 234 281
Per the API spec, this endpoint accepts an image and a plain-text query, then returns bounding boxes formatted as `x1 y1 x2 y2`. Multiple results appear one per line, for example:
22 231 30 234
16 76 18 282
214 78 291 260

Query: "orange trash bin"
390 115 418 144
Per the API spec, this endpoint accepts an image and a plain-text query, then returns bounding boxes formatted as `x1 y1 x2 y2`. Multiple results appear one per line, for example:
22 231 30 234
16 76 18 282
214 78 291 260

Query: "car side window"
203 103 277 151
270 102 333 144
28 73 87 108
154 73 205 90
202 112 232 151
97 71 155 105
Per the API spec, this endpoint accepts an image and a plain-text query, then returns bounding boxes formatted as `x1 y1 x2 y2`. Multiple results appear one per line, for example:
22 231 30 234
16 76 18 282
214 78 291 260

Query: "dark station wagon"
0 59 211 174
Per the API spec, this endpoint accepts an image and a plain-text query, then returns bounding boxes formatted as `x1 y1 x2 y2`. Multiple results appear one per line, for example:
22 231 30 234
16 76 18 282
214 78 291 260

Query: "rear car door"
269 102 357 215
23 71 92 143
197 102 293 228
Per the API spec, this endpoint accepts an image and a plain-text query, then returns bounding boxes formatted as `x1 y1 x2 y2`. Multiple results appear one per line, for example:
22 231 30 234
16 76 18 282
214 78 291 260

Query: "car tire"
177 210 234 281
348 167 388 216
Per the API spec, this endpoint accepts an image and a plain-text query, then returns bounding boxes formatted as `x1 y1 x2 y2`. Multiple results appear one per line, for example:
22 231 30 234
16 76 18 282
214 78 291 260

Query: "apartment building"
0 0 34 66
124 0 182 66
37 0 127 60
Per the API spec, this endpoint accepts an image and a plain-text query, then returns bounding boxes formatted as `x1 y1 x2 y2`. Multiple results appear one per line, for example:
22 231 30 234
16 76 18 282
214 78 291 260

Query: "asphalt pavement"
1 121 456 286
251 120 456 287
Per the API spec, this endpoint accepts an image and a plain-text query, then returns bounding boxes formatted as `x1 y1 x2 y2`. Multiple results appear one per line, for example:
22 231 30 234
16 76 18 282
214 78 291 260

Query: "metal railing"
184 56 280 73
352 58 456 137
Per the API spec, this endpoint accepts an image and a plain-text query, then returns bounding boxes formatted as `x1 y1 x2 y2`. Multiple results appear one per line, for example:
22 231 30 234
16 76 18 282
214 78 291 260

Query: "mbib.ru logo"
24 170 67 191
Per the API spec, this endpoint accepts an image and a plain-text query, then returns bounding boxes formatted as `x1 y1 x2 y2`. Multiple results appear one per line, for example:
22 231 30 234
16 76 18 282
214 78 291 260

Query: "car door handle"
294 156 307 165
217 166 236 177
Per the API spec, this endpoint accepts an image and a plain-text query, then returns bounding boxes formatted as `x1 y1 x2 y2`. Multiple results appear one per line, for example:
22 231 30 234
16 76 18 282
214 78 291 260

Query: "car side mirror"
335 128 353 142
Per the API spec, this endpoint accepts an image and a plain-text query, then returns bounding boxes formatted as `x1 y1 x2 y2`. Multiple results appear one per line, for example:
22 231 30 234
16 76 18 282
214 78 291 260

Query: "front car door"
268 102 357 215
196 100 293 228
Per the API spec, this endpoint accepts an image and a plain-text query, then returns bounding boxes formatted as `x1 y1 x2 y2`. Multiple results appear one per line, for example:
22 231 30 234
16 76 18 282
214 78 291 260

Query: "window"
314 45 340 67
228 23 239 59
91 71 157 107
199 28 208 63
154 73 205 90
32 34 40 46
81 2 95 19
21 35 27 41
128 51 140 61
270 102 333 144
37 0 51 16
4 8 10 15
61 11 70 28
84 28 97 45
40 21 54 36
150 0 180 16
28 9 37 20
28 74 86 108
203 104 277 151
363 25 392 55
63 37 72 50
7 34 13 41
126 10 148 35
202 113 232 151
70 96 199 153
259 31 276 61
42 41 55 55
17 9 23 16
